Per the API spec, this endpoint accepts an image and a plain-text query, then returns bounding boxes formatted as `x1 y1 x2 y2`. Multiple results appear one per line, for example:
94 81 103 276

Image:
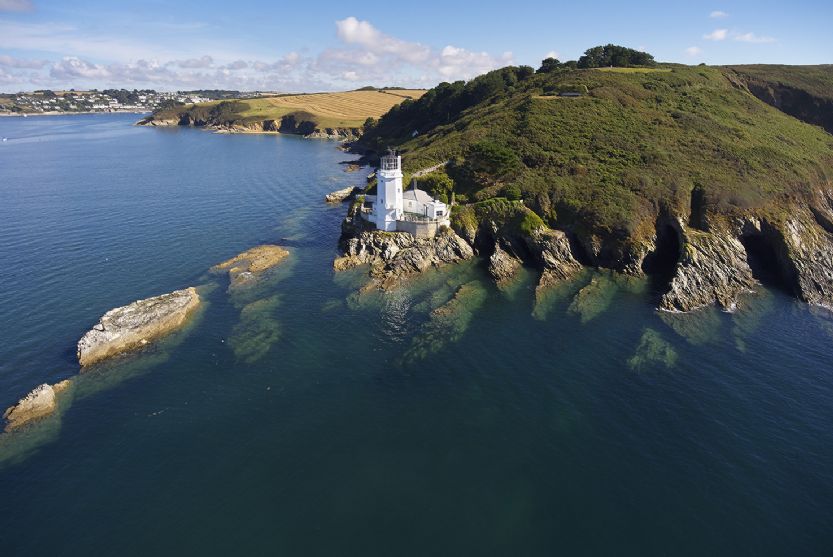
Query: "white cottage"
363 151 450 238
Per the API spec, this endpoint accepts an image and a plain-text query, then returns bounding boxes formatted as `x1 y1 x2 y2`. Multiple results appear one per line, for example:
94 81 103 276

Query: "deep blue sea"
1 113 832 555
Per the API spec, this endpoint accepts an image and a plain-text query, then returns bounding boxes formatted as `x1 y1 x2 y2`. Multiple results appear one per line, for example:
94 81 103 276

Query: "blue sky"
0 0 830 91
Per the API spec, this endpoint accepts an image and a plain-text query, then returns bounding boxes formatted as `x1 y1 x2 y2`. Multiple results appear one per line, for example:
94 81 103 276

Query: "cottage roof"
403 188 434 203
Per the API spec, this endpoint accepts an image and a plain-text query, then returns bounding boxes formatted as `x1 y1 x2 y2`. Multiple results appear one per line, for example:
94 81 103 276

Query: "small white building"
363 150 450 238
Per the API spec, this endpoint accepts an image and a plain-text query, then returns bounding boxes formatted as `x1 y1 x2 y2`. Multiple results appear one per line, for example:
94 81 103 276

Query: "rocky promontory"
334 228 474 288
3 380 71 431
77 287 200 366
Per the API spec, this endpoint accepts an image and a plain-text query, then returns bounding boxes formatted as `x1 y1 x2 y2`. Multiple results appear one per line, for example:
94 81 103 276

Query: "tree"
577 44 655 68
537 57 562 73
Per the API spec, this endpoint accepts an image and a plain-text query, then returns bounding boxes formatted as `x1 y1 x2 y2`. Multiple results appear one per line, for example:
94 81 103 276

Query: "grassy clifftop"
357 64 833 252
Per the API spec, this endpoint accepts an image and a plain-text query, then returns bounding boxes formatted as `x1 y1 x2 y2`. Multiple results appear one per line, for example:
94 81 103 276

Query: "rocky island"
211 244 290 291
77 287 201 366
3 380 71 431
341 46 833 313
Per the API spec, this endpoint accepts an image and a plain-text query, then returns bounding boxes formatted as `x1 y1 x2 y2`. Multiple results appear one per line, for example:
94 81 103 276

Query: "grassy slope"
154 89 426 129
362 65 833 243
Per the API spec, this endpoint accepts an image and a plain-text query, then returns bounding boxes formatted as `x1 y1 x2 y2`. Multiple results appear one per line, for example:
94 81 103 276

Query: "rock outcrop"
3 380 71 431
772 213 833 308
211 245 290 291
660 225 756 312
334 228 474 287
77 287 200 366
325 186 360 203
488 245 521 283
525 228 583 290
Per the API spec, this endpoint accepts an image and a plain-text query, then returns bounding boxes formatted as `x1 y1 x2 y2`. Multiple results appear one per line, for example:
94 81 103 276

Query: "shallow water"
1 114 832 555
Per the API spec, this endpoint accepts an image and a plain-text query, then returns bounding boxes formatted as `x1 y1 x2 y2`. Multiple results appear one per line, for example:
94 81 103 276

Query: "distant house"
558 91 582 97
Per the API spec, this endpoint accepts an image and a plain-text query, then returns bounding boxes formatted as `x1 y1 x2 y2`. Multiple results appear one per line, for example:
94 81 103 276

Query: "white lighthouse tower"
374 149 404 231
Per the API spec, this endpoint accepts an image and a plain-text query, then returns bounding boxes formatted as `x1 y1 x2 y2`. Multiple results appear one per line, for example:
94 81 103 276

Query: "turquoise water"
1 114 832 555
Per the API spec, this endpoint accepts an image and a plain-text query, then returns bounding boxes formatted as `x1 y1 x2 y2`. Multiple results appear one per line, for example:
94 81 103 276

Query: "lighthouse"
375 149 404 231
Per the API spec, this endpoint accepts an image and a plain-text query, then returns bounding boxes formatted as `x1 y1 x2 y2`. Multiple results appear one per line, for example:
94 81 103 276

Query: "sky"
0 0 831 92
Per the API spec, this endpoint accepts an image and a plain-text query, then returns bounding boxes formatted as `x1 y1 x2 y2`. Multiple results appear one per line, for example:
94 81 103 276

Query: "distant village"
0 89 246 115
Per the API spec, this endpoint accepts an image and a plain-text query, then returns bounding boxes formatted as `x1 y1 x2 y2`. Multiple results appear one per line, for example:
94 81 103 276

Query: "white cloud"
335 16 431 65
734 32 776 43
50 57 111 80
0 0 33 12
0 16 511 91
685 46 703 57
0 54 48 69
223 60 248 71
703 28 728 41
709 10 728 18
437 46 511 80
543 50 560 61
173 55 214 69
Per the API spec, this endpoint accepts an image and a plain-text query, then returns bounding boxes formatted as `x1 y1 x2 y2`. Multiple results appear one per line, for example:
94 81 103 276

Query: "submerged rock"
403 281 488 362
3 380 71 431
568 274 618 323
627 329 678 372
77 287 200 367
229 295 282 364
325 186 360 203
334 228 474 288
212 245 290 291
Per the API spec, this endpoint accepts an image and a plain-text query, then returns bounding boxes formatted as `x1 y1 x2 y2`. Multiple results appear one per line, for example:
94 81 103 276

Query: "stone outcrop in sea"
211 245 290 291
3 380 71 431
325 186 360 203
77 287 200 366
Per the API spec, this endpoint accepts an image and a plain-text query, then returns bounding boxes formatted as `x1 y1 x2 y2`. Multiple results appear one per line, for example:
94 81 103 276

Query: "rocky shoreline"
335 188 833 314
136 114 360 140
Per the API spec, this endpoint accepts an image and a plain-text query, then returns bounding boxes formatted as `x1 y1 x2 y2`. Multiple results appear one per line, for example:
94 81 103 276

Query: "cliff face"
727 65 833 134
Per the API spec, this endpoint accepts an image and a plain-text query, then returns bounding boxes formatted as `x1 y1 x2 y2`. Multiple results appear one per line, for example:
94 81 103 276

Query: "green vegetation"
358 56 833 250
577 44 656 69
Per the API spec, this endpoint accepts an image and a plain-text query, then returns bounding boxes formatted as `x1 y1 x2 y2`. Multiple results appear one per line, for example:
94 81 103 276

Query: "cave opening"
740 234 793 294
642 224 681 293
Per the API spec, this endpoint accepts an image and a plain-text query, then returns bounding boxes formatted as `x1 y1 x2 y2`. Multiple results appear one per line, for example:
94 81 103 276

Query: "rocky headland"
77 287 200 367
349 59 833 314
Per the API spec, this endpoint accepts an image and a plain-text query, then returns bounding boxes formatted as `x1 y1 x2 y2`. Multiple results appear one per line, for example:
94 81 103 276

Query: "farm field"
181 89 427 129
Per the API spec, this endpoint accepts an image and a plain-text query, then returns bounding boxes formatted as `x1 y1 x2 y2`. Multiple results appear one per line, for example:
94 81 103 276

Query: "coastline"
0 110 151 118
